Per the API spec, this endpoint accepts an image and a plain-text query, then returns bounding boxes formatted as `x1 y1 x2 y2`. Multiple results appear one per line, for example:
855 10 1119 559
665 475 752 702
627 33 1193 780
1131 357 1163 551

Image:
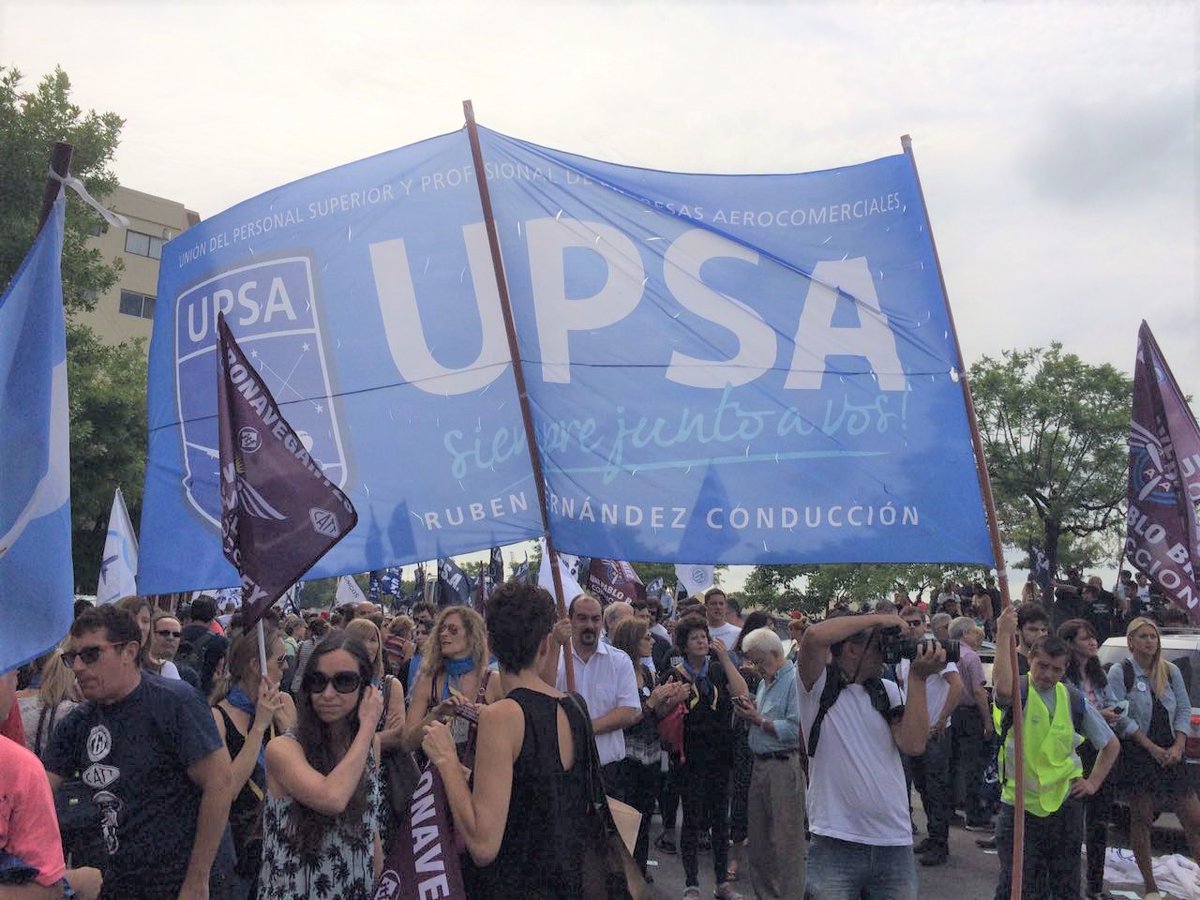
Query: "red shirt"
0 702 24 745
0 735 66 886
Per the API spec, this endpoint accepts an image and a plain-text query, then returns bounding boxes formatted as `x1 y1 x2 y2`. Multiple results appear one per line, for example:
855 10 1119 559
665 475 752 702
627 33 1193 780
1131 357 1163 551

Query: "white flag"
538 538 585 603
97 488 138 604
335 574 368 606
675 563 714 599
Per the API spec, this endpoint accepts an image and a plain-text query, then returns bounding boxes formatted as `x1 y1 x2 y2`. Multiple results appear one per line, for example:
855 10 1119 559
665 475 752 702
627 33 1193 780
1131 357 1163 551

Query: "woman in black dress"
422 581 589 899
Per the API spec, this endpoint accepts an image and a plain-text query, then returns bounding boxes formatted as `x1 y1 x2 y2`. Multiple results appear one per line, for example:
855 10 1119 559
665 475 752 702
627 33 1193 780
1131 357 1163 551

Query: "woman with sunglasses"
260 631 385 899
210 627 294 899
401 605 501 759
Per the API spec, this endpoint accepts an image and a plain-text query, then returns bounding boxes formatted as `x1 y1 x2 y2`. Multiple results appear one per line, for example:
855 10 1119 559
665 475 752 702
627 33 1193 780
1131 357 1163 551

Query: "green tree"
0 66 142 590
0 66 123 317
971 344 1131 580
67 329 148 588
741 565 814 611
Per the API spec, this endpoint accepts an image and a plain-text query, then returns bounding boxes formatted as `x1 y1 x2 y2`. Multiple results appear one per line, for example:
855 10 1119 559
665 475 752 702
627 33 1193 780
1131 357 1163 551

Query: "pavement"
638 798 1190 899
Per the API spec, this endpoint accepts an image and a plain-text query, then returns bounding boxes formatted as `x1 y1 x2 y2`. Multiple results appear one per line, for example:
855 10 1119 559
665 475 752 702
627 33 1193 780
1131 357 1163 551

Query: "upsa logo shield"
174 258 348 528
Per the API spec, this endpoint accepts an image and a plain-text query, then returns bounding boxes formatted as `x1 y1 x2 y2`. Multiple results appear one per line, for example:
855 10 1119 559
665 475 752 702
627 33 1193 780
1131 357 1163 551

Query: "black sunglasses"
155 629 182 639
62 641 128 667
302 670 363 694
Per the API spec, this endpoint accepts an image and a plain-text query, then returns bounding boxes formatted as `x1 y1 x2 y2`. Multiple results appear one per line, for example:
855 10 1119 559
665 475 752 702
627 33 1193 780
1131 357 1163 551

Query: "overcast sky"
3 1 1195 590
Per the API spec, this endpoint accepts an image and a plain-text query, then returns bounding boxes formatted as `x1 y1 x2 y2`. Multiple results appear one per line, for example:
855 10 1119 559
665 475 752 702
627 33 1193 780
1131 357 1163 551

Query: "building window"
119 290 155 319
124 229 163 260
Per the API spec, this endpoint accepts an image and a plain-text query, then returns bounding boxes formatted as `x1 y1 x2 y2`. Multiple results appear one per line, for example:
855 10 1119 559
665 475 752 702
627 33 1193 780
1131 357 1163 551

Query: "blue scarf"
682 657 716 708
440 655 476 700
682 657 709 682
227 685 267 770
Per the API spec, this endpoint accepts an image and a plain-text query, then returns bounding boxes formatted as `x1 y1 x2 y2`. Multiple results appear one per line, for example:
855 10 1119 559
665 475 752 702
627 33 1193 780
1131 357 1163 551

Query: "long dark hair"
289 630 373 862
1056 619 1105 690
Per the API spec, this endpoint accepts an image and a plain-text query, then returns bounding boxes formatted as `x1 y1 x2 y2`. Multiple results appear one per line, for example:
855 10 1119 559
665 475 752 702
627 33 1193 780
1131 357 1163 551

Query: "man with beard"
543 592 641 786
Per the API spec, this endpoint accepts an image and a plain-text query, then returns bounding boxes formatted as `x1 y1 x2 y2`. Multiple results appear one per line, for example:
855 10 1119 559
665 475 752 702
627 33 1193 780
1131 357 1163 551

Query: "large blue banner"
139 128 992 593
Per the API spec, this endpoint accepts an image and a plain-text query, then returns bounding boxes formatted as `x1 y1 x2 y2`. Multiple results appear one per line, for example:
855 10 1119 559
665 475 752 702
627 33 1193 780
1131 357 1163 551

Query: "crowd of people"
0 571 1197 900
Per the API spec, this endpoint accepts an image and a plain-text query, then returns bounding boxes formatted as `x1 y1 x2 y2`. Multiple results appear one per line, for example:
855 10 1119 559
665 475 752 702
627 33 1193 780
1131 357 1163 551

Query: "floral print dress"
257 741 382 900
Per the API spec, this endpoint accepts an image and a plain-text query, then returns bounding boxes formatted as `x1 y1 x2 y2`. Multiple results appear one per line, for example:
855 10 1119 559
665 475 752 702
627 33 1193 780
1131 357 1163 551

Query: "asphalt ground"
639 796 1192 899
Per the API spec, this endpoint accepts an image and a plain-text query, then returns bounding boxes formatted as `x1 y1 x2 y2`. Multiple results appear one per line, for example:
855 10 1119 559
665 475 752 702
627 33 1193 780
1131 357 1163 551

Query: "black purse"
568 695 650 900
55 776 106 869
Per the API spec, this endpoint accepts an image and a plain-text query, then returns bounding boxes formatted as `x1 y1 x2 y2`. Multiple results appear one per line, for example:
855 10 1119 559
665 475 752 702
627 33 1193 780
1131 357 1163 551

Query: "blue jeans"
806 835 918 900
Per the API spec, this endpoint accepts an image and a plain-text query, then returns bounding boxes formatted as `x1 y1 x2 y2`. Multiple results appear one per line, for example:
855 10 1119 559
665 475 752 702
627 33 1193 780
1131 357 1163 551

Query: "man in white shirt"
797 611 946 900
544 593 641 785
704 588 742 650
895 607 962 867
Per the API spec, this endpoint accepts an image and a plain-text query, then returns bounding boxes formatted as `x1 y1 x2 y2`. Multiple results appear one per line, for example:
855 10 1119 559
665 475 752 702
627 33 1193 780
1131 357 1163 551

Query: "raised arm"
992 606 1018 705
266 688 382 816
712 638 748 699
796 613 902 690
424 702 519 866
891 643 946 756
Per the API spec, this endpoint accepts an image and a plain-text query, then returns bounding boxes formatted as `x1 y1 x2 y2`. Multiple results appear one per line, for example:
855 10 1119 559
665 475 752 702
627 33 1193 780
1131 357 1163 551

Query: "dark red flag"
585 557 645 606
373 763 466 900
216 313 357 627
1126 322 1200 624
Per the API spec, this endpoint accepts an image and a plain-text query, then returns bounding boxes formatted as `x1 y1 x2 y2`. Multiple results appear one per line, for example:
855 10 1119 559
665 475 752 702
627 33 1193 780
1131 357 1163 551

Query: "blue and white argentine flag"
0 196 74 672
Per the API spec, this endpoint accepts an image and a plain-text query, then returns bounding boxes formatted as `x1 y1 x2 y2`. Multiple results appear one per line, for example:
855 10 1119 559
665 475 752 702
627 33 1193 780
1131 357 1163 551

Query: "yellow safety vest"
995 677 1083 817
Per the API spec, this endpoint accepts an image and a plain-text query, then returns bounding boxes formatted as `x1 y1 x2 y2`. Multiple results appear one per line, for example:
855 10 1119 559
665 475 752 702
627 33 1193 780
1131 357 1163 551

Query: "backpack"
995 678 1086 749
176 630 215 680
806 664 901 757
1120 658 1137 693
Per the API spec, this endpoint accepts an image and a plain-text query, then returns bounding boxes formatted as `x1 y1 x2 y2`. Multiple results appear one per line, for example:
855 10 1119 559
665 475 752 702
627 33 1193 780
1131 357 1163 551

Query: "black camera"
877 625 959 664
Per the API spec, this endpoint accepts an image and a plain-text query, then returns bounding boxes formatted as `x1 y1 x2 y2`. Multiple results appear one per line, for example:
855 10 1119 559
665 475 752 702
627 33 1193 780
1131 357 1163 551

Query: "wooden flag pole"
38 142 73 232
462 100 575 692
256 618 269 689
901 134 1025 898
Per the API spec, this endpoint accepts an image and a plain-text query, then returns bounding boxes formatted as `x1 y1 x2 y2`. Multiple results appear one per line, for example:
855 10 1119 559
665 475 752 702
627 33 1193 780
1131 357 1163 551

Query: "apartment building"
79 185 199 346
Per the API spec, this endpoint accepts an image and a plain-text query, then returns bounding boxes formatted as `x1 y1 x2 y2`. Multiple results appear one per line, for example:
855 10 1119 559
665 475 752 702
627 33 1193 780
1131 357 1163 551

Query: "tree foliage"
0 66 124 317
1 66 142 590
970 343 1131 578
742 563 986 614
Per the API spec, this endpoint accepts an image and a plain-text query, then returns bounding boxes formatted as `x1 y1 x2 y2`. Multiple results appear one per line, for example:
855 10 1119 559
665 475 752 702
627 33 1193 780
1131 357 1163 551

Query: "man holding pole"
990 605 1119 900
543 593 641 786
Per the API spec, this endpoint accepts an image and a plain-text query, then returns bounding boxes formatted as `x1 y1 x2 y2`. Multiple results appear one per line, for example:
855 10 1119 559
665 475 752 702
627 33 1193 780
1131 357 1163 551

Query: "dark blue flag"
437 557 473 607
216 313 357 628
1027 539 1053 603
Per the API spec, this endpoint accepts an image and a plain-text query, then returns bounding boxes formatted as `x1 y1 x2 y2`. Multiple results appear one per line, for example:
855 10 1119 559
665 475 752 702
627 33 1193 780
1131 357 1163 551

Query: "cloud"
1024 87 1197 207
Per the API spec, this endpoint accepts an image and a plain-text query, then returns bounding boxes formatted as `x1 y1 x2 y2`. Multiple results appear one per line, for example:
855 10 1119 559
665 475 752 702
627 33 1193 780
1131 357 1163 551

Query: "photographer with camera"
896 607 962 867
797 611 947 900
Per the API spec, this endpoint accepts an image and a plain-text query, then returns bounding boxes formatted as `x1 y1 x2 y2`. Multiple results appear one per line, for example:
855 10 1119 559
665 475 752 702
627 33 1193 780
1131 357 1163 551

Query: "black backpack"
176 630 215 681
807 664 902 757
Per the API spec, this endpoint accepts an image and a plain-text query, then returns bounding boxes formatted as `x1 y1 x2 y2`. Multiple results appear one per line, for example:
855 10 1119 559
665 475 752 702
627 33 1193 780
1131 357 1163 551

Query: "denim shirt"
1064 671 1130 738
748 663 801 755
1105 657 1191 738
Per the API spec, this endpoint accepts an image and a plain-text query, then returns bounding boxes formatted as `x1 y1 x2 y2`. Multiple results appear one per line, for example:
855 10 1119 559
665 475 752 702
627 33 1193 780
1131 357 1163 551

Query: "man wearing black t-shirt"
44 605 233 899
179 595 229 696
